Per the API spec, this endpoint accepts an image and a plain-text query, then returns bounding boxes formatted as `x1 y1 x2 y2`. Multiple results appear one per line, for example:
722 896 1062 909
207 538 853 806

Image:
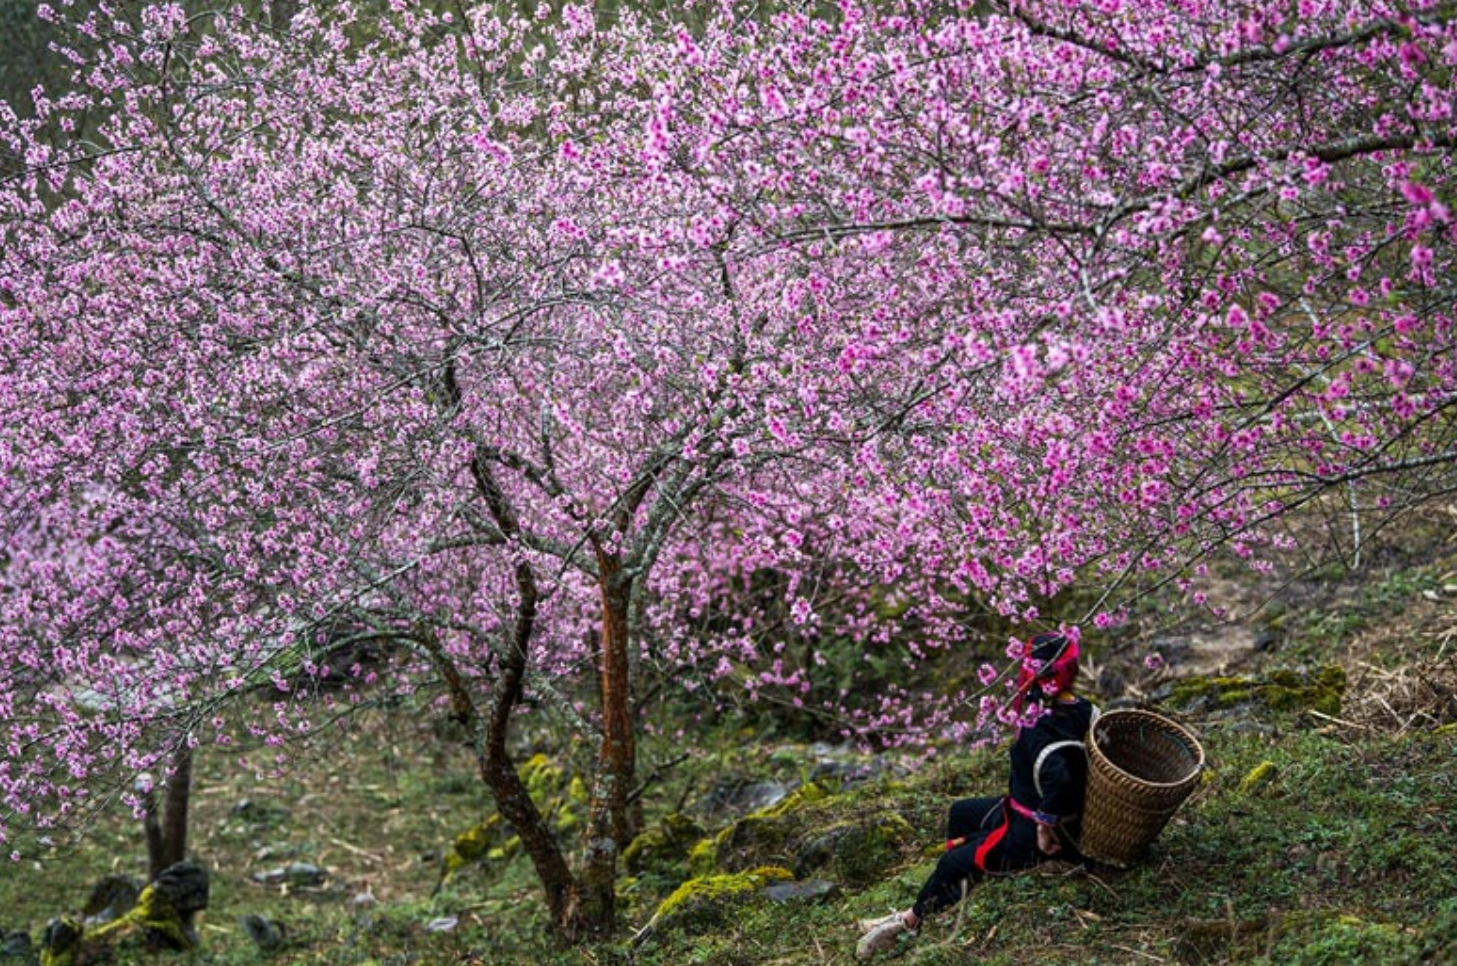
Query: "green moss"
122 881 193 949
795 812 917 887
1272 913 1418 966
47 881 196 963
623 812 706 876
520 753 566 802
759 781 827 817
649 867 794 932
1167 665 1346 716
687 836 720 876
443 815 506 876
1238 760 1279 795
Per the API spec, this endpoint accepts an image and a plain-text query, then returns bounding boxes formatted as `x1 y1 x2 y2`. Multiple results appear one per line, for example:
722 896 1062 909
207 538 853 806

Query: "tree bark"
144 742 193 881
478 558 581 934
462 448 585 937
579 556 636 936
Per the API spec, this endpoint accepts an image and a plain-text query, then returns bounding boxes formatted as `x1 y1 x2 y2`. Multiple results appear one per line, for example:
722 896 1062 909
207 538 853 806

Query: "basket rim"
1089 708 1206 791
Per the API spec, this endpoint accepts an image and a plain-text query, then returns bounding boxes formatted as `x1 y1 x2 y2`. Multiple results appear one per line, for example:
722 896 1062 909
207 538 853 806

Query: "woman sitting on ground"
856 632 1097 960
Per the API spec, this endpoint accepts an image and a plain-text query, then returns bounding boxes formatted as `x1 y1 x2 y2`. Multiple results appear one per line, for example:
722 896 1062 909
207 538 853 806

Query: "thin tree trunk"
462 447 585 936
579 559 636 936
480 558 580 933
144 742 193 881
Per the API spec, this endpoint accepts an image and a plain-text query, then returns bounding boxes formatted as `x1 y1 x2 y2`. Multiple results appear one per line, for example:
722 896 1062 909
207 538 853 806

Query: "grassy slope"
2 515 1455 966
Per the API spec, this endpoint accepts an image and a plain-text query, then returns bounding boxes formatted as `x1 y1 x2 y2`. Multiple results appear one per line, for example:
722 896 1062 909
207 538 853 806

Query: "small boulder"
0 930 36 966
80 874 144 927
763 879 839 903
692 778 793 820
251 862 327 888
793 813 916 887
39 919 81 963
239 914 286 952
645 867 794 935
154 861 210 921
230 798 291 829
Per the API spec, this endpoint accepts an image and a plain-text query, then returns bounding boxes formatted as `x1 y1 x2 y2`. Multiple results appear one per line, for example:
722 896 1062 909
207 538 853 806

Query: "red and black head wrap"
1012 632 1080 713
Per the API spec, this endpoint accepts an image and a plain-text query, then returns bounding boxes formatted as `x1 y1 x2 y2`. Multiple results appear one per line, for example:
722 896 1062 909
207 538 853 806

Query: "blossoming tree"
2 0 1453 938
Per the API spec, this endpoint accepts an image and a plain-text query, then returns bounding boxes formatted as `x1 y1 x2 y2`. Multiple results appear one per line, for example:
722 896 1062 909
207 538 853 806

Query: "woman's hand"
1037 823 1061 856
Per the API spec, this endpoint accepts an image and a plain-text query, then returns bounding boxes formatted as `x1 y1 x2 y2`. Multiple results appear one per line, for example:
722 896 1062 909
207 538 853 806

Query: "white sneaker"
855 912 913 960
856 911 905 935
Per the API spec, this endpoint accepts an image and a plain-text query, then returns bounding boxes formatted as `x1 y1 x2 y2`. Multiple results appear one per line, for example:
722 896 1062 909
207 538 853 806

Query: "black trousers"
912 795 1041 918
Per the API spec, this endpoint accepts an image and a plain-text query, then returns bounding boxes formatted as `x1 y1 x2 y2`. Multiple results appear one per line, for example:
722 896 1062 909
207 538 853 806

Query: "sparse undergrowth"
3 525 1455 966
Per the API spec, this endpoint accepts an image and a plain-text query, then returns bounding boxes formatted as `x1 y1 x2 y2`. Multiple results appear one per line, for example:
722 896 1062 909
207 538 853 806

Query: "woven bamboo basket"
1080 709 1205 868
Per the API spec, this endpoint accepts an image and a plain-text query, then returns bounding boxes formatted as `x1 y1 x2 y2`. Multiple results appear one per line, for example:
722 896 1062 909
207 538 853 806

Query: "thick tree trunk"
579 560 636 936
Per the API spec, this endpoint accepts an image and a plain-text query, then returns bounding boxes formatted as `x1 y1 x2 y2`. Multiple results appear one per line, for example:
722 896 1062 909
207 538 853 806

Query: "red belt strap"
1006 797 1043 823
972 800 1009 872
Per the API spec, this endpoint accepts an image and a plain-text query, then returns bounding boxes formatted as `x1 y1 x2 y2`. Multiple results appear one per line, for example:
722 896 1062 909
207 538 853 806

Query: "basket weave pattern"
1080 709 1204 867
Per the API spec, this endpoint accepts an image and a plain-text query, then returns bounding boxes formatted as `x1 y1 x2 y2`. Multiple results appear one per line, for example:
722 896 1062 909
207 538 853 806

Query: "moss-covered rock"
696 782 829 875
88 882 193 950
647 867 794 934
623 813 706 878
1238 760 1279 795
38 919 81 966
1166 665 1346 717
686 780 916 890
793 812 917 887
442 814 512 879
518 754 588 834
519 753 565 803
41 872 203 966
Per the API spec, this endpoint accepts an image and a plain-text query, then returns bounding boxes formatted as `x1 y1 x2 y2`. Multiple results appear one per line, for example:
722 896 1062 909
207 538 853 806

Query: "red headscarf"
1012 632 1080 713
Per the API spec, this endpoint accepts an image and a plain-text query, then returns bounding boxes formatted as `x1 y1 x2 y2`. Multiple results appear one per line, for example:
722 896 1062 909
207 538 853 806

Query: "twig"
1079 866 1122 899
1355 661 1399 680
1373 694 1407 730
1109 943 1167 962
1306 709 1369 731
328 837 385 862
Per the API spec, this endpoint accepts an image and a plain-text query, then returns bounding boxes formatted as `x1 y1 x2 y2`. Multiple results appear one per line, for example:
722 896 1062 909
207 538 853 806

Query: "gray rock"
763 879 839 903
80 874 143 926
692 778 792 818
39 920 79 960
240 914 286 952
0 931 36 965
152 861 210 949
154 861 210 917
230 799 291 828
251 862 327 888
807 758 889 790
254 843 306 862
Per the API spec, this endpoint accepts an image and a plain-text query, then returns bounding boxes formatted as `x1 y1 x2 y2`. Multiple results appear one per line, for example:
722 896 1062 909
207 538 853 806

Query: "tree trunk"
463 448 587 937
144 742 193 881
579 559 636 936
478 559 581 935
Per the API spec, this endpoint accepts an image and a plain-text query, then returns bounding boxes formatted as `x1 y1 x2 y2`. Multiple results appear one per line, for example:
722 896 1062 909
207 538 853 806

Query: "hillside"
1 506 1454 966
